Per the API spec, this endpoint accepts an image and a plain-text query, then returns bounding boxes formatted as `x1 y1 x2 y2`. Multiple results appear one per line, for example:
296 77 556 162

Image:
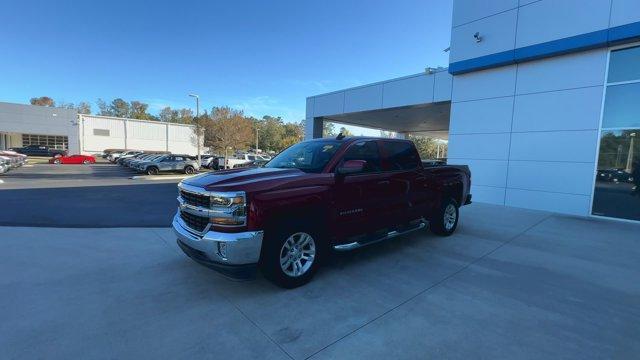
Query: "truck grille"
180 190 210 208
180 211 209 233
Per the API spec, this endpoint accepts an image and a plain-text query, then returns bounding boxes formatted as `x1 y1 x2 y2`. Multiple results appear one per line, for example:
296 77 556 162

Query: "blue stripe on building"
449 21 640 75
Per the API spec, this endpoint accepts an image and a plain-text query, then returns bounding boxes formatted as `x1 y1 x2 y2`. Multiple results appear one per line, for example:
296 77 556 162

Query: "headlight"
210 195 244 207
209 192 246 227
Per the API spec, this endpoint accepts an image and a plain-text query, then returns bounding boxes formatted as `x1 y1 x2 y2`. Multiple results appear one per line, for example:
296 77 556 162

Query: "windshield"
265 140 342 173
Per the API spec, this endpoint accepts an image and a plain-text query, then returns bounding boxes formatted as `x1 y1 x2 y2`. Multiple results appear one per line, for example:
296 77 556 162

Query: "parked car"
0 151 27 167
108 150 140 163
116 151 144 165
10 144 66 157
173 136 472 288
219 153 271 169
49 154 96 165
597 168 633 183
138 154 200 175
200 155 222 170
0 157 10 174
130 154 166 169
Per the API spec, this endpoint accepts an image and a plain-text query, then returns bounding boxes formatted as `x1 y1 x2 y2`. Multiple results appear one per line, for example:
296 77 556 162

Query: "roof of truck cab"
307 136 410 142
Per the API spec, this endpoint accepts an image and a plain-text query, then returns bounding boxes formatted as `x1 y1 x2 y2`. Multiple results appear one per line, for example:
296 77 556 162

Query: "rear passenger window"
342 141 382 173
175 156 184 161
383 141 420 170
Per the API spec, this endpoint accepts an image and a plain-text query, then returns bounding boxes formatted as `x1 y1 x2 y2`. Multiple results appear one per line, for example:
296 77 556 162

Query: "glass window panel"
592 130 640 221
608 45 640 83
602 82 640 129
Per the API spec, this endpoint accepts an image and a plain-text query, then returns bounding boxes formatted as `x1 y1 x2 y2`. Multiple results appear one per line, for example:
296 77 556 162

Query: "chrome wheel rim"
444 204 457 231
279 232 316 277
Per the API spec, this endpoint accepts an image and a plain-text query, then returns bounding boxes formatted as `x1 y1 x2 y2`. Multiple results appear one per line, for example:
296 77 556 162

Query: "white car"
0 158 9 174
218 154 265 169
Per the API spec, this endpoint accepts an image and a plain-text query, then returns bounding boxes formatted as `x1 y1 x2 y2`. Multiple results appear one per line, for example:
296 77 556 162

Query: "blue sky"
0 0 452 135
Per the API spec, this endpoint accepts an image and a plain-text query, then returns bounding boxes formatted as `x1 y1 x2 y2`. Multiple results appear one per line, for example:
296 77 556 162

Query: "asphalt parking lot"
1 203 639 359
0 163 185 227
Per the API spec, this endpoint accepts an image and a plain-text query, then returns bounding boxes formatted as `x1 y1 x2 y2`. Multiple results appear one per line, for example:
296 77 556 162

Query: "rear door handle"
377 180 390 185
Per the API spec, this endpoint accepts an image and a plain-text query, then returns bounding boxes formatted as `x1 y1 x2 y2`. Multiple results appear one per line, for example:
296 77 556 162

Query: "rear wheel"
430 197 459 236
261 223 323 288
53 159 61 164
184 165 195 174
146 166 159 175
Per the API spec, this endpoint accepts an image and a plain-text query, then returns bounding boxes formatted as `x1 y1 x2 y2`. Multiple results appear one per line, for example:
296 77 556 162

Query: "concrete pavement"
1 203 639 359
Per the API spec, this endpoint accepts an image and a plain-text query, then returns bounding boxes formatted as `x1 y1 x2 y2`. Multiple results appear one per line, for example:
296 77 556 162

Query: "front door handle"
377 180 390 185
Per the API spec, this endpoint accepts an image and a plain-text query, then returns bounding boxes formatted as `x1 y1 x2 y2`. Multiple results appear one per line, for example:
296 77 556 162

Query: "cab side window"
382 141 420 170
342 141 382 173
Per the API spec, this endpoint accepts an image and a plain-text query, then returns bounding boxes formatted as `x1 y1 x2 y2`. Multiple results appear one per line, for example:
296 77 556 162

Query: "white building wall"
0 102 79 153
448 49 607 215
80 115 198 155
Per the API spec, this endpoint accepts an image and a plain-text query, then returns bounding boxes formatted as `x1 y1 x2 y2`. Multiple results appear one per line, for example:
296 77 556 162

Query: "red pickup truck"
173 136 471 288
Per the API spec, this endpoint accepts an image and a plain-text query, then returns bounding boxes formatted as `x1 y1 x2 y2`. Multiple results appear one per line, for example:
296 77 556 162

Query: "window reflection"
603 82 640 128
592 130 640 220
608 45 640 83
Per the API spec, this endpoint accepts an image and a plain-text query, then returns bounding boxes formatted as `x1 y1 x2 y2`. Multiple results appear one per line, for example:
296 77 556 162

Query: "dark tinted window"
265 140 342 173
342 141 381 173
383 141 420 170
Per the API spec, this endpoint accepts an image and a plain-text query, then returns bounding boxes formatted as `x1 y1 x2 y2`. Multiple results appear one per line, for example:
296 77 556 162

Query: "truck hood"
182 167 313 192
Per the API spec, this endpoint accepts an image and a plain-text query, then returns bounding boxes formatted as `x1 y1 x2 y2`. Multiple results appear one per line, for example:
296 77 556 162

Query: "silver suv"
138 154 200 175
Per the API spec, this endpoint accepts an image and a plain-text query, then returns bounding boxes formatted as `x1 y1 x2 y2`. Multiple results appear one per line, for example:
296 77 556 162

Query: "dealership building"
0 101 198 156
305 0 640 222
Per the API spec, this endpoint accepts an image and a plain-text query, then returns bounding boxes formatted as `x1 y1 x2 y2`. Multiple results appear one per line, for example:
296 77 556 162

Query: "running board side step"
333 220 428 252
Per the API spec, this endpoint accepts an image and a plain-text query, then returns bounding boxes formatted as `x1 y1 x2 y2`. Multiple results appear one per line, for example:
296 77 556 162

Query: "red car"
49 154 96 165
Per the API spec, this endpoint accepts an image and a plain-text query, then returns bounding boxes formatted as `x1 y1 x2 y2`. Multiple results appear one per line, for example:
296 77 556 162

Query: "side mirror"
337 160 366 175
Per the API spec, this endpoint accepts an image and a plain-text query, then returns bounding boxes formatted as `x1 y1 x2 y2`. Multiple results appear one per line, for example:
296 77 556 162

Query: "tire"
82 159 90 165
146 166 159 175
184 165 195 174
430 197 460 236
261 222 324 288
54 159 61 164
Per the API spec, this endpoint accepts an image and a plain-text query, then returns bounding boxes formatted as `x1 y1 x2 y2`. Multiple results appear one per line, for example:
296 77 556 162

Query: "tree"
177 108 194 124
97 98 111 116
159 107 178 122
110 98 130 118
258 115 285 152
407 134 448 159
30 96 55 107
323 121 336 137
203 106 253 162
76 102 91 114
338 126 353 137
279 121 304 149
130 101 152 120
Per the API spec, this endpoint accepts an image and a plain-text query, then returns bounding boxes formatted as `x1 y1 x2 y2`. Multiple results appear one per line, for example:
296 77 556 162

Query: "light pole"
255 126 260 153
626 133 636 173
188 94 201 164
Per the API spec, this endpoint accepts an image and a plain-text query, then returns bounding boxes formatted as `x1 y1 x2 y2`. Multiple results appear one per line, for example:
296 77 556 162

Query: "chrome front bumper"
172 212 264 279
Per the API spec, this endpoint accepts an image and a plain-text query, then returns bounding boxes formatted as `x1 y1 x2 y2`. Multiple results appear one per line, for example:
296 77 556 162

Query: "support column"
304 117 324 140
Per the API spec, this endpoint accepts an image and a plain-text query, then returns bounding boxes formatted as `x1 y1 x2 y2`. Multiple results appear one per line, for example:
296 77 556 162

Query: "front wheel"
82 159 90 165
146 166 159 175
430 197 459 236
261 227 322 288
184 165 195 174
53 159 61 164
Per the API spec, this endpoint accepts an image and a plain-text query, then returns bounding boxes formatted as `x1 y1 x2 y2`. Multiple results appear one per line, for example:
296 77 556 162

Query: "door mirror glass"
337 160 366 175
